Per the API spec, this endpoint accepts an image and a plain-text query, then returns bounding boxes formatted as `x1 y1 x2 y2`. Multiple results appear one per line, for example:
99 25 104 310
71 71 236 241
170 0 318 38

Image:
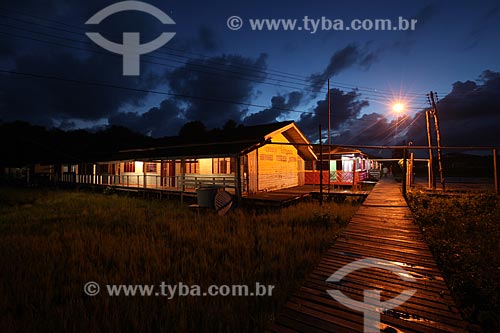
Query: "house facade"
304 147 377 187
57 121 317 198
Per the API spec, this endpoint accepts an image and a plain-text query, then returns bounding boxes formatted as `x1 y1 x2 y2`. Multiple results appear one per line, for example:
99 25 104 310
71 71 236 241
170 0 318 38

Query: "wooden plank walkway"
270 178 468 333
243 185 369 207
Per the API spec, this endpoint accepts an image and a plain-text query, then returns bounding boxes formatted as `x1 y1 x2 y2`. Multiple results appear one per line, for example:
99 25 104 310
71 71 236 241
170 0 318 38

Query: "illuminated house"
58 121 317 197
304 147 374 187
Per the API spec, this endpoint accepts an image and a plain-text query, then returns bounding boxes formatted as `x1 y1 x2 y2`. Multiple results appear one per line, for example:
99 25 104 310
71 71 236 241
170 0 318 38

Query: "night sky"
1 0 499 146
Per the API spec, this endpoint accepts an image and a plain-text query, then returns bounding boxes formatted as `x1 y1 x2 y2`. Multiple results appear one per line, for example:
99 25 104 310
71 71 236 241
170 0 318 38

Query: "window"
185 161 198 174
145 163 157 173
212 158 231 174
124 162 135 173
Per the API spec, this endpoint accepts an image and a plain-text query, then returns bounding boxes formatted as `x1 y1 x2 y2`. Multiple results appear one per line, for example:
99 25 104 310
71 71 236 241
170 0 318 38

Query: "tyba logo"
326 258 417 333
85 1 176 76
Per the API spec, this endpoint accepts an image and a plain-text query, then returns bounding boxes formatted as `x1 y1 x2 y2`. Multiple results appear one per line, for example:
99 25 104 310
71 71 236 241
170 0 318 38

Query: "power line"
0 26 429 109
2 26 418 102
0 8 430 98
0 69 317 115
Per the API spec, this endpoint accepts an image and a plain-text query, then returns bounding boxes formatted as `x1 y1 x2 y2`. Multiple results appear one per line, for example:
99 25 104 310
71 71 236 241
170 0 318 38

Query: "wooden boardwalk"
243 185 369 207
270 178 468 333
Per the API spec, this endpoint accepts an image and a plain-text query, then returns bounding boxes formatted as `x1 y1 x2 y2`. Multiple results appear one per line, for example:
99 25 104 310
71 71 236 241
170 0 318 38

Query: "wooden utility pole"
328 79 331 145
327 79 331 193
402 146 407 197
409 152 414 188
235 156 242 203
429 91 445 191
319 124 323 206
494 149 499 195
425 110 435 190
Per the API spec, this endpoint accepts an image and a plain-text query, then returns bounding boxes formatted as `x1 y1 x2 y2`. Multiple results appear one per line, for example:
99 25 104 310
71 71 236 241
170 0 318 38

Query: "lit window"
124 162 135 173
145 163 157 173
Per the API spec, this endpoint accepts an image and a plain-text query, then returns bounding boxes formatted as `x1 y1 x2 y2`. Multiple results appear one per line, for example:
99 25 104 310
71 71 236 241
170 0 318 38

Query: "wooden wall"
247 150 258 193
252 132 304 192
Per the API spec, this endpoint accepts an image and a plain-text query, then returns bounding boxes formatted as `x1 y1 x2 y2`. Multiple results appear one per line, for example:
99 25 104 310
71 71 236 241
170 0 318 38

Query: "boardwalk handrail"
59 172 238 191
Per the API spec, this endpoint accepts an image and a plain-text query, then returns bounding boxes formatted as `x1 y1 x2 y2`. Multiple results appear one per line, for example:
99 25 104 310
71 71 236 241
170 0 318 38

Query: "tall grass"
408 192 500 332
0 187 359 332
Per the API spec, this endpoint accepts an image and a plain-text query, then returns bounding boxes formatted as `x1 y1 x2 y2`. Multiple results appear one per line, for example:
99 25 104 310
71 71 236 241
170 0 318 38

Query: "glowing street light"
392 102 405 140
392 102 405 113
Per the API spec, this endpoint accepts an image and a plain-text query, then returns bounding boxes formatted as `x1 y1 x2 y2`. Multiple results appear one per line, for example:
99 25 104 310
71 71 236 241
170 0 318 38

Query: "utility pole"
402 145 407 197
425 110 435 190
494 148 499 195
319 124 323 206
429 91 445 191
327 79 331 193
328 79 331 145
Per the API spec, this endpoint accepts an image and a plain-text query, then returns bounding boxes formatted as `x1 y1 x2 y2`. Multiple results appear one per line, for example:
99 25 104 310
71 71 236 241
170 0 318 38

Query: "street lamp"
392 103 404 113
392 102 405 140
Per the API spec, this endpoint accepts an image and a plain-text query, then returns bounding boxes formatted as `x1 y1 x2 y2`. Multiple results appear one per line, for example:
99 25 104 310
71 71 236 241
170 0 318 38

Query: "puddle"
331 253 444 281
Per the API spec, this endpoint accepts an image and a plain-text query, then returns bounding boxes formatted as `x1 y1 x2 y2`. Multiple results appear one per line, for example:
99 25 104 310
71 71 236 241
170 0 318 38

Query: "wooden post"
328 79 331 146
402 147 407 197
319 124 323 206
352 157 356 189
494 149 499 195
408 153 414 188
430 92 445 191
327 79 331 194
143 161 147 189
234 155 242 203
180 159 186 204
425 110 435 190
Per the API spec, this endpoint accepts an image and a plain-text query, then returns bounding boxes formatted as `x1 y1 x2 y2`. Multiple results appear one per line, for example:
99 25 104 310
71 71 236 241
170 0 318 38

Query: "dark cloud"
332 113 392 145
406 70 500 146
297 88 369 141
109 99 184 137
331 71 500 148
308 70 500 147
168 25 219 53
0 0 226 132
0 0 177 127
243 91 302 125
308 44 378 92
0 50 159 127
194 25 218 52
108 52 269 136
331 70 500 148
165 53 268 129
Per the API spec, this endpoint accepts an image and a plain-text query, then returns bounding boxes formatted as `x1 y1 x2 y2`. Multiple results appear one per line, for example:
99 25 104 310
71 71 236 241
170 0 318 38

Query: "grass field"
0 187 359 332
408 191 500 332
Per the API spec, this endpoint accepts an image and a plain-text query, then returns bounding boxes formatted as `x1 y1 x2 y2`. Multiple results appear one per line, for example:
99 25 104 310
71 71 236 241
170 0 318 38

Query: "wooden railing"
59 173 239 192
304 170 369 185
